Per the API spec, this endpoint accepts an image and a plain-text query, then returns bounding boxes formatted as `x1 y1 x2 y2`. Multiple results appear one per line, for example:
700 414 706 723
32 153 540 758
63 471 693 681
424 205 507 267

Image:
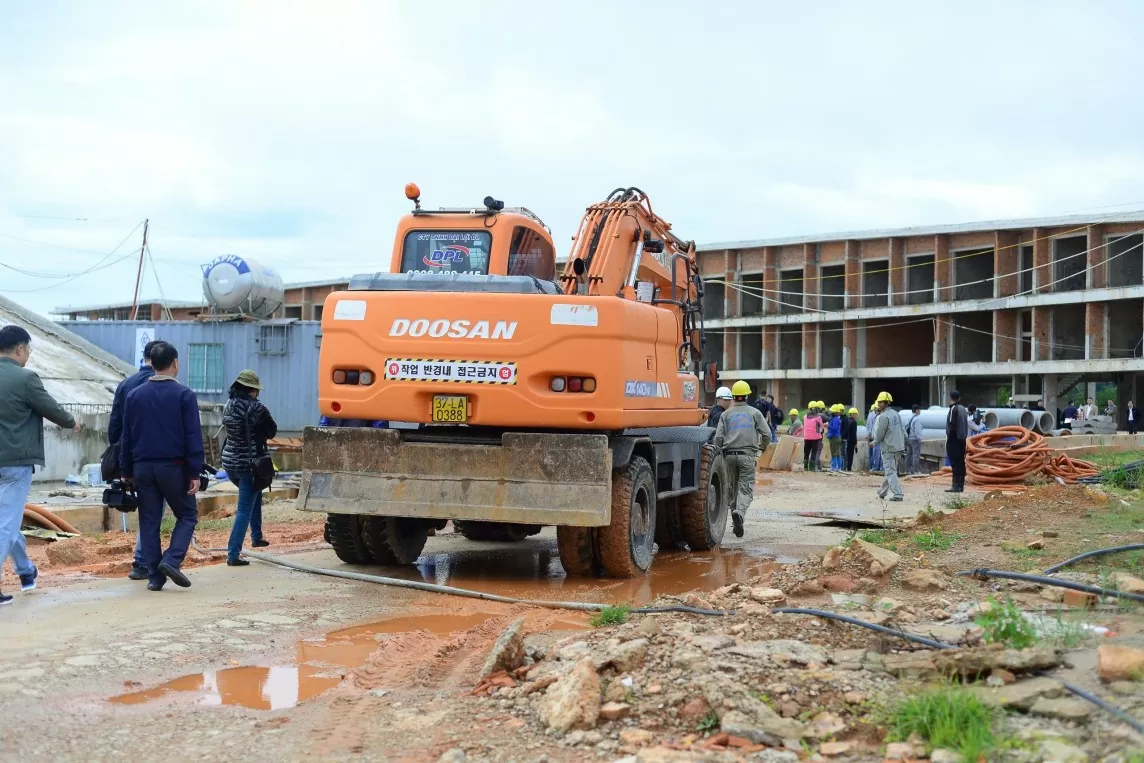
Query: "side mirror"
704 362 719 393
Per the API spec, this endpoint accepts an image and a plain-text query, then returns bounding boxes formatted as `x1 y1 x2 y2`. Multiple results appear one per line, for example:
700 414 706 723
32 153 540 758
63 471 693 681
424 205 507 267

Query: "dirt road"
0 470 1003 762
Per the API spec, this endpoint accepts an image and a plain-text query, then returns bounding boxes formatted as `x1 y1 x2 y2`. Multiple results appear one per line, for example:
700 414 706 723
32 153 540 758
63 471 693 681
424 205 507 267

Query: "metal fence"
59 320 322 433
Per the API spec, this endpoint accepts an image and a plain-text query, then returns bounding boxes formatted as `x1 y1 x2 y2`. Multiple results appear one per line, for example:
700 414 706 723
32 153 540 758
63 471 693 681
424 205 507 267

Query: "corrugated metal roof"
283 277 351 290
0 295 131 406
50 298 204 315
698 209 1144 251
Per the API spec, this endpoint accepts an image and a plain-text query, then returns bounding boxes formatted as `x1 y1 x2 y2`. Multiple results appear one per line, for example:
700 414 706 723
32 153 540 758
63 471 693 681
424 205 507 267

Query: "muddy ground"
3 471 1143 762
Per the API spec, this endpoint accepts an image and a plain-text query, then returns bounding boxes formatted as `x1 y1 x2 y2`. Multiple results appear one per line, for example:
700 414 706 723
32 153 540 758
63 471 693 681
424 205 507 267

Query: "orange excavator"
298 186 728 577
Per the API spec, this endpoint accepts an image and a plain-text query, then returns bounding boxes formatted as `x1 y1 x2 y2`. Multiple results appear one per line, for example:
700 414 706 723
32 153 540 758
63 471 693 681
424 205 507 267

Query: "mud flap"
298 428 612 526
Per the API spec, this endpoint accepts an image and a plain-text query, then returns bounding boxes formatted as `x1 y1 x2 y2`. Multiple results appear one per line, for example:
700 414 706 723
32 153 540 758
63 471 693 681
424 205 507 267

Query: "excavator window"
400 230 491 275
507 226 556 281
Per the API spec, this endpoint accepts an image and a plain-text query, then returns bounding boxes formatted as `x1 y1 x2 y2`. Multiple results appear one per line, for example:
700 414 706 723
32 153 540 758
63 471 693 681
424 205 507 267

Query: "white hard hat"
715 386 733 400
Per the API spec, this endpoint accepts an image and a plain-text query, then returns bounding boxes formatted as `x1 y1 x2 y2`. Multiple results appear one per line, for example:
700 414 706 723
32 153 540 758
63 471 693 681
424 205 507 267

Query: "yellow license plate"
431 395 469 424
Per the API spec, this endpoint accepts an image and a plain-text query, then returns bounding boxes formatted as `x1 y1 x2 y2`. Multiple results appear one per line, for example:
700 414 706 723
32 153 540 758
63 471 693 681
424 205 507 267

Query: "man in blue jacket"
109 339 163 581
120 342 203 591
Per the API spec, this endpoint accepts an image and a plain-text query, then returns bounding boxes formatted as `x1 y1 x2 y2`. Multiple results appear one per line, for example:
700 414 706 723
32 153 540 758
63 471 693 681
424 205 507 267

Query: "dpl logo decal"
423 245 469 268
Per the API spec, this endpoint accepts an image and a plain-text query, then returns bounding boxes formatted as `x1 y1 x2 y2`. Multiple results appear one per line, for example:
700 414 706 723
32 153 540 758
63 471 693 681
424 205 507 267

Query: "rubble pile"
464 541 1144 762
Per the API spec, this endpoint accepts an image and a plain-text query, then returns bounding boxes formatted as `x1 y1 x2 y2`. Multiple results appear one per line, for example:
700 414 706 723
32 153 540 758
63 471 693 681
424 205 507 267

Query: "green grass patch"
697 710 719 733
1000 541 1045 561
1084 449 1144 470
912 529 960 552
944 496 973 511
975 595 1038 649
887 686 997 761
590 604 631 628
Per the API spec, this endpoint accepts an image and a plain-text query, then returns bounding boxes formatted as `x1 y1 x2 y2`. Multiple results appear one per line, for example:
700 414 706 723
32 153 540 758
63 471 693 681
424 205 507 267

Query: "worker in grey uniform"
871 391 906 501
905 405 924 474
714 381 771 538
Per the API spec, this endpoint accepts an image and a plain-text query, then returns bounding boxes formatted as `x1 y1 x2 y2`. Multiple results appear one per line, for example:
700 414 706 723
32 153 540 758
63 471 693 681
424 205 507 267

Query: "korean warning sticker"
384 358 517 385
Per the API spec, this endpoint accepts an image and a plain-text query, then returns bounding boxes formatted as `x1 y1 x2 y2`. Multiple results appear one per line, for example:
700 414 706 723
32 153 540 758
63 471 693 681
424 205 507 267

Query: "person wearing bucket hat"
221 369 278 566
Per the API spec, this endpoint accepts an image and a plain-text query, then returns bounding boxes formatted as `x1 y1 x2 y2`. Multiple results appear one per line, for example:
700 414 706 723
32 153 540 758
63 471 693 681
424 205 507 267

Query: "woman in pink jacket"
803 402 824 471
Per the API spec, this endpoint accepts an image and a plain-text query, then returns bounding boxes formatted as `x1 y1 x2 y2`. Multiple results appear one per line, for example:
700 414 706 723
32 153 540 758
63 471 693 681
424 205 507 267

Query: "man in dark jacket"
707 386 733 428
0 326 80 605
121 342 203 591
110 339 162 581
946 389 969 493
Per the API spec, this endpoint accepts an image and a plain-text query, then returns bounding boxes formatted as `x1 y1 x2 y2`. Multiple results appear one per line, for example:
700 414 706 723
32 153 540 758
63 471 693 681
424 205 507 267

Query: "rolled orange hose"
960 427 1099 486
23 507 63 533
24 503 82 535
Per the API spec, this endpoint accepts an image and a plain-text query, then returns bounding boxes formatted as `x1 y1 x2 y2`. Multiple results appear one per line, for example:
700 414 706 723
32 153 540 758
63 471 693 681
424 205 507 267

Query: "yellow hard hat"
876 391 893 403
849 407 859 415
832 403 844 413
813 400 824 409
789 408 799 417
870 403 877 411
731 380 751 397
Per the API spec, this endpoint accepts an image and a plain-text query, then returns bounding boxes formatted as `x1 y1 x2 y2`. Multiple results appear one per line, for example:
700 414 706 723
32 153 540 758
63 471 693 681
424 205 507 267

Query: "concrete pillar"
1011 374 1022 406
762 247 780 315
934 317 951 365
803 244 818 312
1033 228 1051 293
802 323 818 370
934 235 951 302
1031 306 1051 361
723 266 737 318
150 303 161 321
1087 224 1106 290
762 326 777 371
995 231 1019 298
843 320 859 370
856 320 867 367
994 311 1017 362
1086 303 1108 360
724 330 738 370
851 378 867 413
1043 374 1060 421
889 238 905 305
844 240 861 309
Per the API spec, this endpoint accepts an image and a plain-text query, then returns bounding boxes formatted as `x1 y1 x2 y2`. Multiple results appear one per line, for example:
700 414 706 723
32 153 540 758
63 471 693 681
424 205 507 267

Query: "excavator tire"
324 514 374 565
557 526 599 577
680 445 728 551
361 516 429 566
453 521 542 543
598 456 656 578
655 498 686 551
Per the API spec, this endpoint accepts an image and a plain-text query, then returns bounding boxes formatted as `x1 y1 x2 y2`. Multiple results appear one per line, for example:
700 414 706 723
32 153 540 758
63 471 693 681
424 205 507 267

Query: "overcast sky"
2 1 1144 317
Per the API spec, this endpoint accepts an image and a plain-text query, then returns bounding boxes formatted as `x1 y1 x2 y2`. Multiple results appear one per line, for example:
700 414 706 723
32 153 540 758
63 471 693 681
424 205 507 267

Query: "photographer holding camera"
0 326 81 606
119 342 202 591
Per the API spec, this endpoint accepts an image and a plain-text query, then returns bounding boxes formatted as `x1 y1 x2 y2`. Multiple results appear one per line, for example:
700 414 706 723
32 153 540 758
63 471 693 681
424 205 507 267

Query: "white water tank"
201 255 285 319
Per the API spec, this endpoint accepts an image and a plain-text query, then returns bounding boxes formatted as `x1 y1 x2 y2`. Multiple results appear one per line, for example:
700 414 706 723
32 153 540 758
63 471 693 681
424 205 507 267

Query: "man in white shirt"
1082 397 1099 421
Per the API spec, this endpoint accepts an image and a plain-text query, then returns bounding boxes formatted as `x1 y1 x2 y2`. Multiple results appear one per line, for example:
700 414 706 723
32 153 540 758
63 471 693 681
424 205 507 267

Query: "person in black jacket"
109 339 166 581
222 370 278 566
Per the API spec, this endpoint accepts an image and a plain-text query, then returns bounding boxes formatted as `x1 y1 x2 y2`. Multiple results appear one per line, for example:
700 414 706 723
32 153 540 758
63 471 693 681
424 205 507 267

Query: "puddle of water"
111 611 499 710
399 545 790 606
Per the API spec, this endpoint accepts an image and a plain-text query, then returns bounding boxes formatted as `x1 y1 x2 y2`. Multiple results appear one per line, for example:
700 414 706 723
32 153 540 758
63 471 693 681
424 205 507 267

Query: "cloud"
2 1 1144 316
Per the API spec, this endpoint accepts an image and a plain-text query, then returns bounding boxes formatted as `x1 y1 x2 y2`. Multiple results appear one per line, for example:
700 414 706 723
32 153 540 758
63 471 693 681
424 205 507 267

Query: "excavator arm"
560 188 705 373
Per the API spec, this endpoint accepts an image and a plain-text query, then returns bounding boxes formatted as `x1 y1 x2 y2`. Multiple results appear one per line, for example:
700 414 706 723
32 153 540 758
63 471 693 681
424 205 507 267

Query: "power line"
0 222 148 294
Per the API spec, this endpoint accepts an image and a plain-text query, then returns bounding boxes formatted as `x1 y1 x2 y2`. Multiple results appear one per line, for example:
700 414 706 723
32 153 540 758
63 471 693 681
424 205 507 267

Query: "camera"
198 464 218 493
102 479 139 513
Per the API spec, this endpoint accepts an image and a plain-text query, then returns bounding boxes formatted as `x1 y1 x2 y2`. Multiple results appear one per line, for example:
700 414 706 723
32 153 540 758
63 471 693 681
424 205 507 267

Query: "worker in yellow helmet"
871 391 905 501
714 380 771 538
827 403 844 471
843 406 860 470
788 408 803 436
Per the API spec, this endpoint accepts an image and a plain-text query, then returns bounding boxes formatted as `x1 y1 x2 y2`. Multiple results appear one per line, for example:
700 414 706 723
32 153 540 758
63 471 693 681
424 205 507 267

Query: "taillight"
551 376 595 393
334 369 374 385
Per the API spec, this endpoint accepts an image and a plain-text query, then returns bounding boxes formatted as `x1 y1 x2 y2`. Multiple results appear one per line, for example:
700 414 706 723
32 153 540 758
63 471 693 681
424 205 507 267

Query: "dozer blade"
297 427 612 526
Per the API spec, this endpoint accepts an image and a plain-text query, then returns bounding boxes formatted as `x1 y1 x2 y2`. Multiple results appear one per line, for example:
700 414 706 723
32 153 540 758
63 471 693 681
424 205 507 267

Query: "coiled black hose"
1043 545 1144 575
957 568 1144 604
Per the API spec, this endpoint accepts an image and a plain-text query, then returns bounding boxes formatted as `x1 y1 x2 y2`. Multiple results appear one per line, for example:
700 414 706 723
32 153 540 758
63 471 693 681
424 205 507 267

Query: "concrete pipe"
981 408 1035 430
856 425 868 439
920 428 948 440
899 410 950 430
1033 411 1055 434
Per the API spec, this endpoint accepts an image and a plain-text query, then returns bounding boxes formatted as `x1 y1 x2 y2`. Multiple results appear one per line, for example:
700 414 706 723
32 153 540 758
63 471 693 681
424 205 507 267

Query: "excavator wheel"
557 526 599 577
597 456 656 578
655 497 686 552
454 521 542 543
324 514 374 565
361 516 429 565
679 445 728 551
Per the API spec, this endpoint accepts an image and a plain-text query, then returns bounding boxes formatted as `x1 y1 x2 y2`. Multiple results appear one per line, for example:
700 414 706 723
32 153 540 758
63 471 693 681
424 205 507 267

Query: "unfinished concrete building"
698 212 1144 426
